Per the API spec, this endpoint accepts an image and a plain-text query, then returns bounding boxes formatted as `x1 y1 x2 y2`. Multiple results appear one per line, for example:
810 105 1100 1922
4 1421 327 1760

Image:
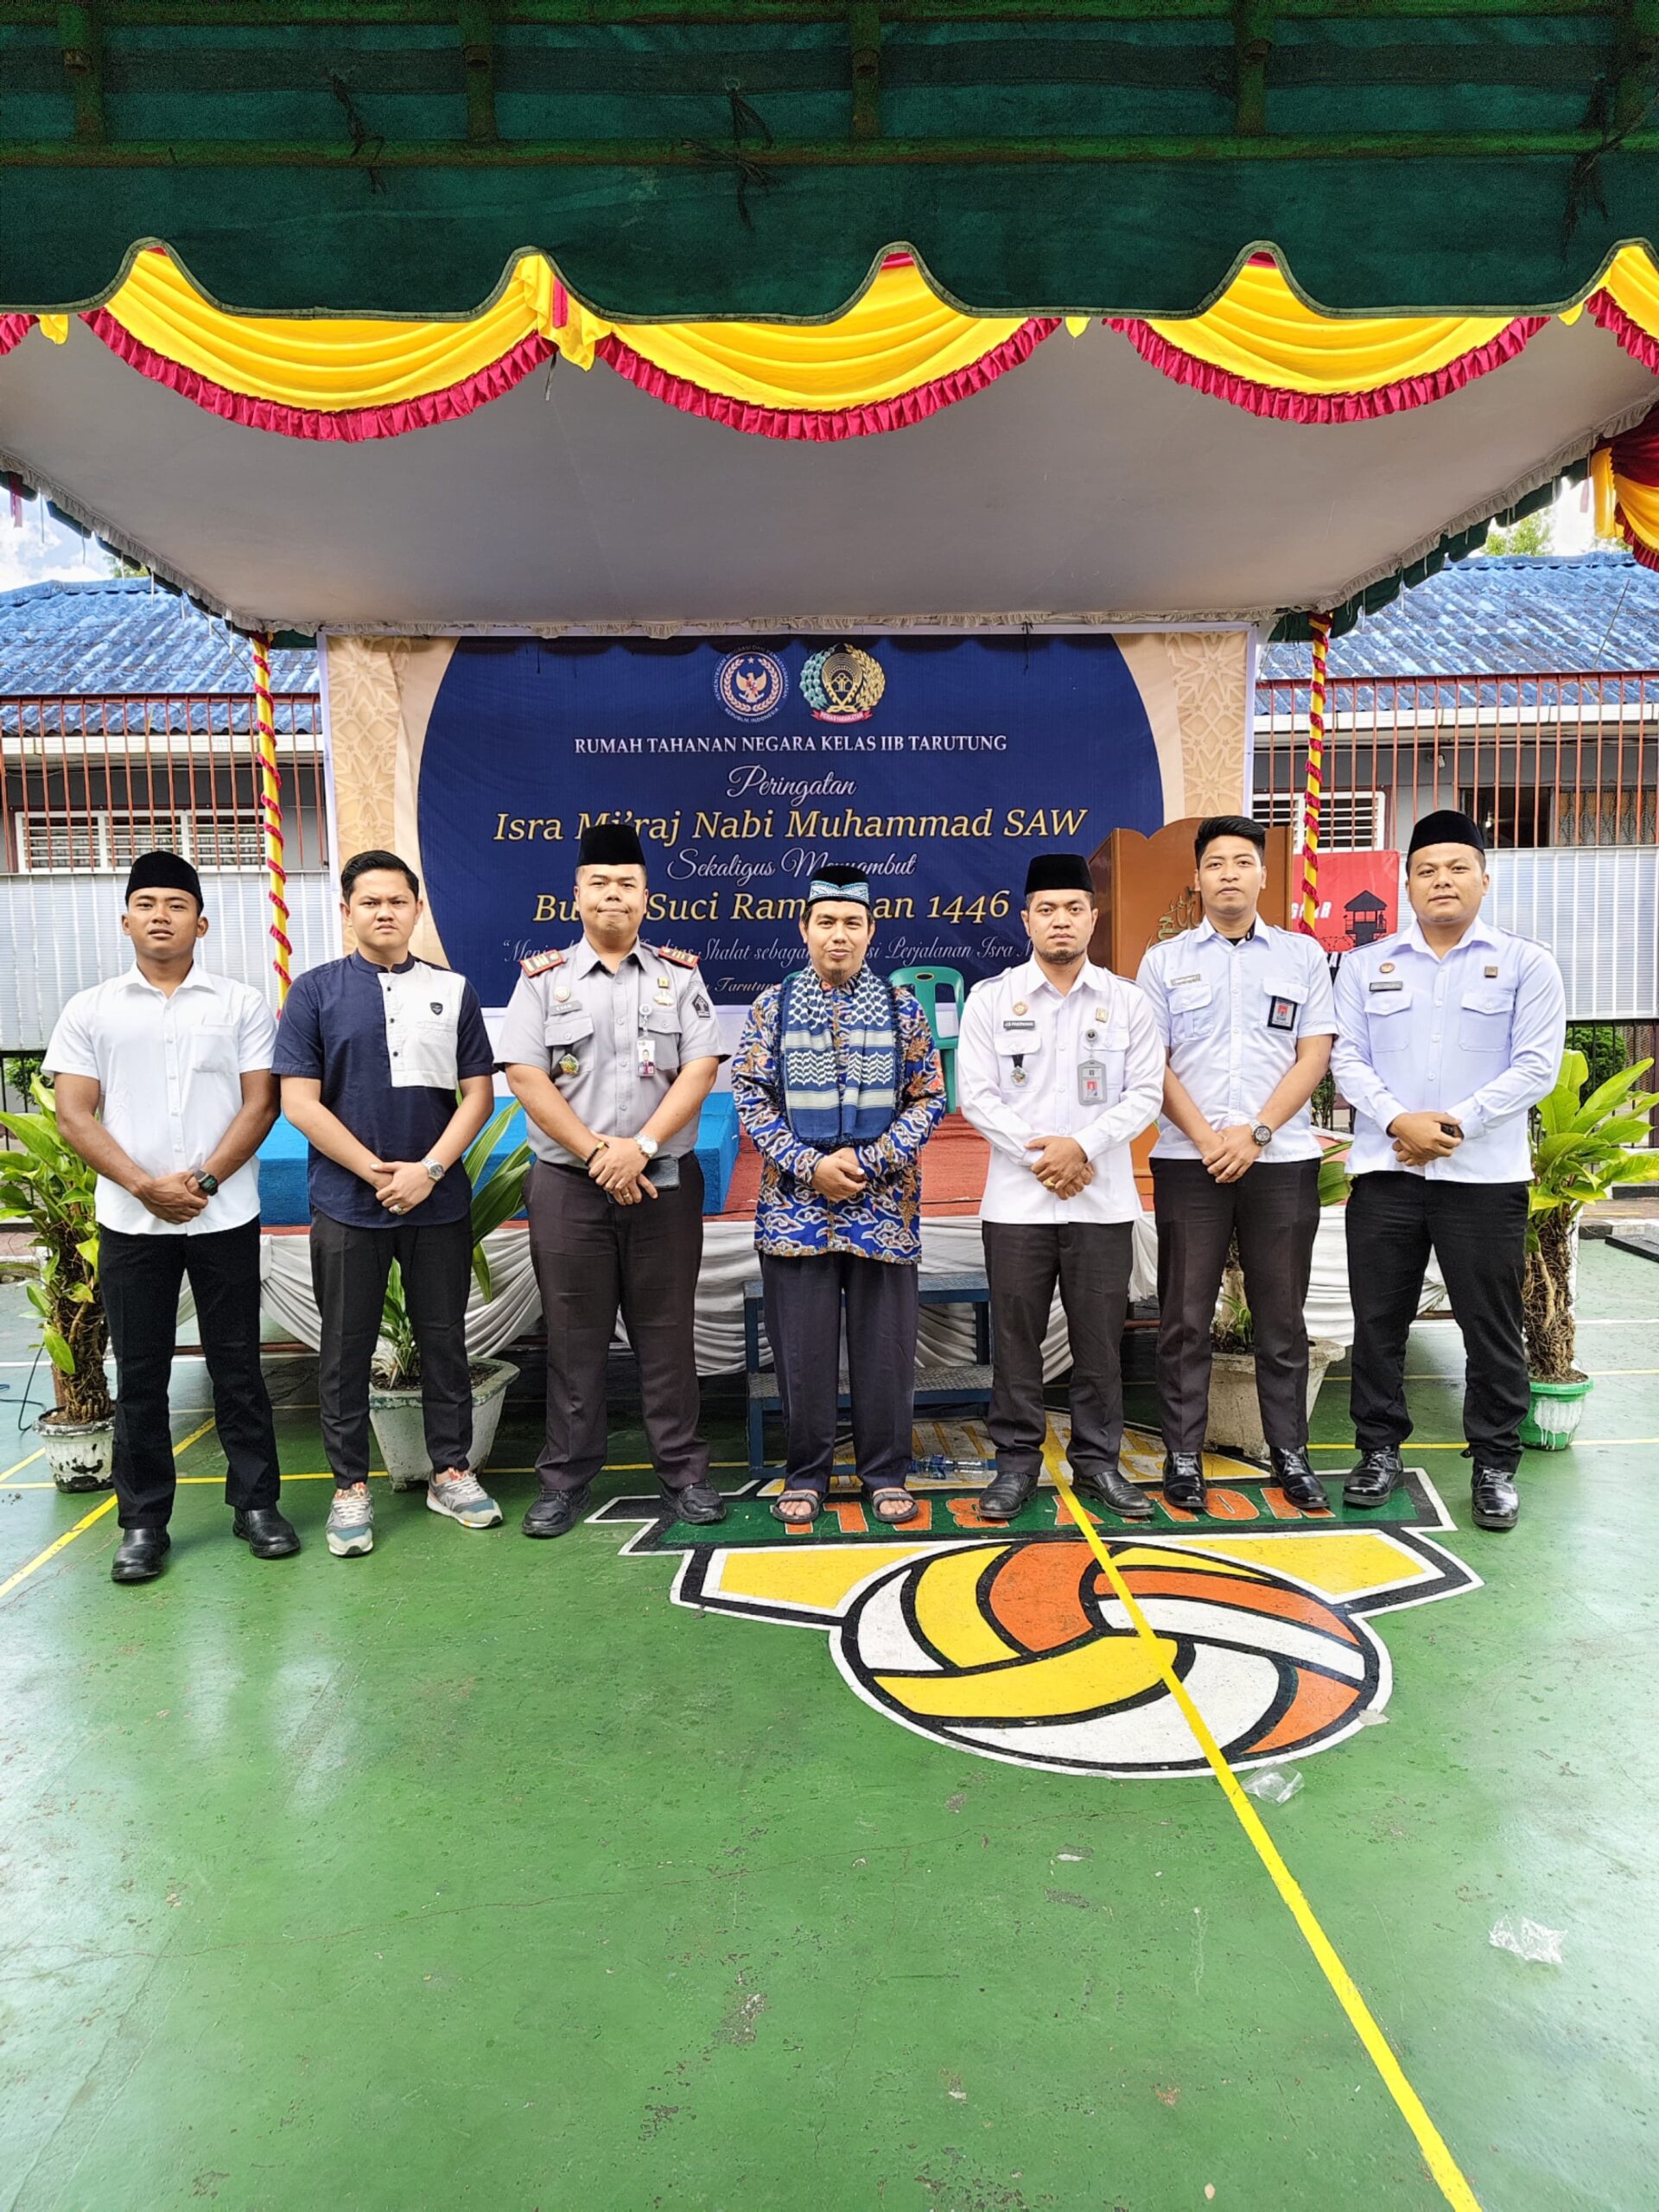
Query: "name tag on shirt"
1002 1018 1037 1033
1171 973 1200 986
1370 979 1405 993
1267 996 1298 1032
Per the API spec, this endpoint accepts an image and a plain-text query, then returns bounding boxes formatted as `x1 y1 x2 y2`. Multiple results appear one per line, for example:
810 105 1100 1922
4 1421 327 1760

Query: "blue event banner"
416 633 1162 1003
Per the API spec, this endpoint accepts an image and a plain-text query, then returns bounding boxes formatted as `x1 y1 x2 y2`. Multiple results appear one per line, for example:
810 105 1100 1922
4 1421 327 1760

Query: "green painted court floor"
2 1240 1656 2211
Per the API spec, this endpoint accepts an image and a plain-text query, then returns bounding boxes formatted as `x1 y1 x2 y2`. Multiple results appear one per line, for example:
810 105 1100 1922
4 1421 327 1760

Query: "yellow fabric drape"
1135 260 1522 395
87 250 1031 415
1595 244 1659 341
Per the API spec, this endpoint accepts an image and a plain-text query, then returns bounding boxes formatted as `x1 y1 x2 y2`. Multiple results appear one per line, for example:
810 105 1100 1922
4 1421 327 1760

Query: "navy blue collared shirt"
273 951 494 1230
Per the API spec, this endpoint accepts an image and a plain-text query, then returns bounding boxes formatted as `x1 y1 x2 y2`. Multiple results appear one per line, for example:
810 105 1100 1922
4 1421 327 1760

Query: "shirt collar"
348 950 416 977
118 958 214 995
1195 915 1261 949
1023 956 1109 1001
1401 910 1497 958
569 936 640 978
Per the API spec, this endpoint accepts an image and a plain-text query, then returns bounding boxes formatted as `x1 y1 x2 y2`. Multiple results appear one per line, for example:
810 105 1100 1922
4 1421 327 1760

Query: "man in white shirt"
1332 810 1566 1531
1136 817 1338 1516
959 853 1164 1521
46 852 294 1583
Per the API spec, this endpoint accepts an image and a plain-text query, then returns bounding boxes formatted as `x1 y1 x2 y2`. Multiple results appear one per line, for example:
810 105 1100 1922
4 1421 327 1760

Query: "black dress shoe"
1471 1467 1519 1531
978 1466 1039 1520
1269 1447 1330 1512
1162 1452 1208 1513
232 1506 301 1559
1344 1446 1405 1508
111 1528 169 1583
1072 1463 1155 1520
522 1485 590 1539
671 1481 727 1525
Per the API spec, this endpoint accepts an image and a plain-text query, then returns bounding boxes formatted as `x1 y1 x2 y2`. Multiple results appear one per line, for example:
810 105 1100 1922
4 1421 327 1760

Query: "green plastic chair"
888 964 966 1112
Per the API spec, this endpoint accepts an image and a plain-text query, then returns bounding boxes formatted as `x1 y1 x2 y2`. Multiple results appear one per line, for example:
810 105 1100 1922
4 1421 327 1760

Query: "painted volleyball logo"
715 650 788 721
834 1540 1383 1778
801 643 886 722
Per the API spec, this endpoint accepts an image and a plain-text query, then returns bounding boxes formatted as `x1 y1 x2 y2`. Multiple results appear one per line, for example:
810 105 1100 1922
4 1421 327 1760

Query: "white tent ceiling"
2 311 1654 637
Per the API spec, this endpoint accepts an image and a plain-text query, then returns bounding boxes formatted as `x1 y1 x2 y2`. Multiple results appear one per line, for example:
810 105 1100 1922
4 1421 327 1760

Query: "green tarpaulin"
2 4 1657 319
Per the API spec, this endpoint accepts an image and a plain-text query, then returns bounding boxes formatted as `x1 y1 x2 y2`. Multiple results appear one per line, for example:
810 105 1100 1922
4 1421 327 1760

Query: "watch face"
196 1174 218 1195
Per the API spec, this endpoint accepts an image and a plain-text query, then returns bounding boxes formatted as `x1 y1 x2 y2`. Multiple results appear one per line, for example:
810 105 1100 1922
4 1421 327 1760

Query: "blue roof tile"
0 578 317 697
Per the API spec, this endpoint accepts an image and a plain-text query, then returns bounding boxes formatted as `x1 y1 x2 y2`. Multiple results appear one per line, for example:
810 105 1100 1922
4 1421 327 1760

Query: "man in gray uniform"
499 820 727 1537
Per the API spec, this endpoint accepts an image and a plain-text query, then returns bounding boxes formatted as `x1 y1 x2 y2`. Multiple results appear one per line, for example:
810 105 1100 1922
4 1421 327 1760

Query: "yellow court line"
0 1418 217 1604
1045 1446 1484 2212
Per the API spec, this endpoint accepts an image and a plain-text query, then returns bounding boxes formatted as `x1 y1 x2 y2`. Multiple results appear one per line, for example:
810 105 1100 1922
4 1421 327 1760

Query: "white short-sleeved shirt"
957 959 1165 1224
45 963 277 1235
1331 914 1567 1183
1136 918 1338 1163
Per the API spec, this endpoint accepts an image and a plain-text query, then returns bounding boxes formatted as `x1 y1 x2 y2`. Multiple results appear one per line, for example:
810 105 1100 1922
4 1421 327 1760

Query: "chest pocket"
994 1027 1045 1094
1459 981 1516 1054
643 1001 682 1076
1168 979 1215 1044
543 1010 595 1079
394 1010 459 1090
1090 1023 1130 1105
1364 985 1414 1057
187 1021 238 1076
1262 978 1303 1037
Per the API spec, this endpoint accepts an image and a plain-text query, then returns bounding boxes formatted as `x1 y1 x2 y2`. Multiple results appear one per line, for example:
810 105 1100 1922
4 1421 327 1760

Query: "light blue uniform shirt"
1331 912 1566 1183
1136 918 1338 1164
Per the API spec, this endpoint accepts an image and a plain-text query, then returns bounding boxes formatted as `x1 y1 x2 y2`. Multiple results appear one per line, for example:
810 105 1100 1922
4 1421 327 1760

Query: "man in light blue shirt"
1332 810 1566 1532
1137 817 1337 1516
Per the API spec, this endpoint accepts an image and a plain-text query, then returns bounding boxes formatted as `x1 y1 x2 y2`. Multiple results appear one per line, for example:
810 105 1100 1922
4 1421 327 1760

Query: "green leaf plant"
372 1102 531 1390
1526 1051 1659 1383
0 1079 111 1424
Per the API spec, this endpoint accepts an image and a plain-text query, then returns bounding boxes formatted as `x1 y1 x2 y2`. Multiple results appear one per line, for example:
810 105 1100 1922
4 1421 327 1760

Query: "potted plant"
1204 1139 1351 1459
368 1103 532 1489
1521 1048 1659 1448
0 1078 115 1491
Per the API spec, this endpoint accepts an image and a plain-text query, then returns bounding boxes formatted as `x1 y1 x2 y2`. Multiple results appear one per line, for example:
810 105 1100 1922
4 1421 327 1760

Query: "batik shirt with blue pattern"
733 979 945 1264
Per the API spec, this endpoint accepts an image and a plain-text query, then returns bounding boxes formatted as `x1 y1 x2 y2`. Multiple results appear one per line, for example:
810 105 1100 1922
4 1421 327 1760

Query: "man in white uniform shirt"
46 851 295 1582
959 853 1164 1521
1332 810 1566 1531
1136 817 1337 1517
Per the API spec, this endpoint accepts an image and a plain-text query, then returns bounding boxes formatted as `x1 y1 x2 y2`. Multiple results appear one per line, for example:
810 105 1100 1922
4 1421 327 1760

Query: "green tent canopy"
3 3 1658 321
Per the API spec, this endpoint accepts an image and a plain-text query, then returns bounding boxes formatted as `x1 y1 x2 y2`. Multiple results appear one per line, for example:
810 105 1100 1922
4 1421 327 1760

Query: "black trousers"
1153 1156 1322 1455
309 1208 474 1486
527 1157 708 1495
99 1217 280 1531
1346 1172 1529 1472
761 1249 918 1497
982 1220 1133 1482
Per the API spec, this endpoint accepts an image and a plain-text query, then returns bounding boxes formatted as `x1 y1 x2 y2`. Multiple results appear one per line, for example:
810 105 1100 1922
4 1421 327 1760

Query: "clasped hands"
134 1170 211 1224
1196 1125 1266 1185
1025 1135 1093 1199
587 1135 658 1205
1387 1109 1464 1166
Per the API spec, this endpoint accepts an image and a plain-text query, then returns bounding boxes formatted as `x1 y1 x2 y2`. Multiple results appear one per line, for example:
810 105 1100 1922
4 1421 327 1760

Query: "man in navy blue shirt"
275 850 499 1556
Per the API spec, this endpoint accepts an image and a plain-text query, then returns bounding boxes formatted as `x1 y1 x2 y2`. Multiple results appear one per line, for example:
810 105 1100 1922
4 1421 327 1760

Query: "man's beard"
1039 943 1086 968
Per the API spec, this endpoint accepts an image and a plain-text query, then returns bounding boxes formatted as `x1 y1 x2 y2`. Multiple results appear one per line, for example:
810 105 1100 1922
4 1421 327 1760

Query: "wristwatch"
423 1157 446 1182
194 1172 219 1197
636 1134 660 1161
1250 1123 1273 1147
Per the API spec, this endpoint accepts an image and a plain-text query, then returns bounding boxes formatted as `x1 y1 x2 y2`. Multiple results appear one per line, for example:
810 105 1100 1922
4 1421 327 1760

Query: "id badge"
1267 995 1298 1032
1077 1058 1107 1105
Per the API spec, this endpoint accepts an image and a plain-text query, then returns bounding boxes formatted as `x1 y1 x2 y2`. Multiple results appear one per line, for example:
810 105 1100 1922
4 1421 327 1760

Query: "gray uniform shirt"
495 936 726 1166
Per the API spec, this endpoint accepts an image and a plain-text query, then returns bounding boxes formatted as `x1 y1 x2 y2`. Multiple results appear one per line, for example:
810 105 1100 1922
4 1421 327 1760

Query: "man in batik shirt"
732 865 945 1529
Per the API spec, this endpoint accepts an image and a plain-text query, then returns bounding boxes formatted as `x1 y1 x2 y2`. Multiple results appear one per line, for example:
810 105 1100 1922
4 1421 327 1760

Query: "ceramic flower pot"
1204 1338 1345 1461
35 1411 115 1493
368 1357 517 1492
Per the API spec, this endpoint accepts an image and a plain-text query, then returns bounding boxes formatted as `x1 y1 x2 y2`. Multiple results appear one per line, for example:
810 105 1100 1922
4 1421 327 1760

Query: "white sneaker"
326 1481 374 1557
427 1468 504 1529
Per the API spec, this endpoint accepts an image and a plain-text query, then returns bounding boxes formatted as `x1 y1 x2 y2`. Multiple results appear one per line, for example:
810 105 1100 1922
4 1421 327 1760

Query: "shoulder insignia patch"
653 944 700 969
518 948 566 978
